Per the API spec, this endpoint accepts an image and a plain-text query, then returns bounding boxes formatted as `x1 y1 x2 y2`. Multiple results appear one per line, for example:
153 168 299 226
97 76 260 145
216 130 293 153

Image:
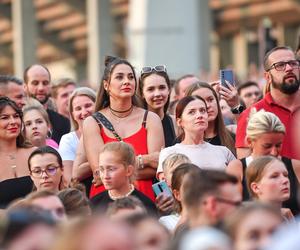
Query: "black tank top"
162 114 176 147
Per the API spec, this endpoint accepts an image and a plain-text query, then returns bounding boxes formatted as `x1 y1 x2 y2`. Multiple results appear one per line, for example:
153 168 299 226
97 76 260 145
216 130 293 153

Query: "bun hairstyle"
104 55 118 67
95 55 141 111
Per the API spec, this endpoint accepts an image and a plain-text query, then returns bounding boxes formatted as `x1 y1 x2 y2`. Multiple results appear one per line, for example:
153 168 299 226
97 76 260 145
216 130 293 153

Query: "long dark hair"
139 70 171 114
185 82 236 155
95 56 141 111
0 97 28 148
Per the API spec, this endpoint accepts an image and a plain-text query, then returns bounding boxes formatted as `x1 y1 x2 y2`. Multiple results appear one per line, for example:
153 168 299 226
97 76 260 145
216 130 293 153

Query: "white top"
157 142 236 174
58 131 79 161
159 213 180 232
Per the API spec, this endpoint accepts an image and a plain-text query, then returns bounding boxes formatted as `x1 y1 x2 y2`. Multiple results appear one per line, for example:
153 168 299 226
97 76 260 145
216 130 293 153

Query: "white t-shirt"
58 131 79 161
157 142 236 174
159 213 180 232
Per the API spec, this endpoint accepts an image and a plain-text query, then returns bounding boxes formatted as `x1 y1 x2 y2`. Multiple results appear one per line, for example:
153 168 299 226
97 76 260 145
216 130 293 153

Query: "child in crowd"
90 141 157 215
28 146 64 192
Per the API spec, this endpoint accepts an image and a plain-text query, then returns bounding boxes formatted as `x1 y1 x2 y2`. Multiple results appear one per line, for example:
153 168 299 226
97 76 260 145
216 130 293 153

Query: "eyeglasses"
267 60 300 72
244 91 261 98
215 197 242 207
30 166 60 178
141 65 167 76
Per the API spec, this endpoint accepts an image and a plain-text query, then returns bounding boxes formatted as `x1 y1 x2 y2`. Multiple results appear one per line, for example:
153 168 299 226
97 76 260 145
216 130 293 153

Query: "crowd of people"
0 45 300 250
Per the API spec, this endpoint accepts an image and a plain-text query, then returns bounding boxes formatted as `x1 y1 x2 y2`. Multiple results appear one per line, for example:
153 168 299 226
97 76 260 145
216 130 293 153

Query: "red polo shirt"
236 92 295 159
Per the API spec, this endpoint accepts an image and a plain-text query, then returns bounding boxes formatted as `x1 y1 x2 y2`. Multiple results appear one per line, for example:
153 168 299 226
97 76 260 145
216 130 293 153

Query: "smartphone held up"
220 69 235 88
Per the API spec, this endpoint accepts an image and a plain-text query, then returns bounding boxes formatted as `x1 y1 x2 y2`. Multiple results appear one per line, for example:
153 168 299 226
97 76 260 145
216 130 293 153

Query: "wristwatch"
231 104 245 114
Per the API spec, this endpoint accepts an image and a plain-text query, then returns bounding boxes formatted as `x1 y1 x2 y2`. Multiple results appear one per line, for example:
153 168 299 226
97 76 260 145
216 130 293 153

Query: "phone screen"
220 69 235 88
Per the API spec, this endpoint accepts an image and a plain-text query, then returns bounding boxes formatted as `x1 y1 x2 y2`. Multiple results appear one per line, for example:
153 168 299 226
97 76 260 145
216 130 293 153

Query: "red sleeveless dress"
89 111 155 201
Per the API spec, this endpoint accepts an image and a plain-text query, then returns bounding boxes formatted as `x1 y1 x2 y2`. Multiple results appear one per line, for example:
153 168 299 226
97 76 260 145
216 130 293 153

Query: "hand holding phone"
152 181 172 197
220 69 235 88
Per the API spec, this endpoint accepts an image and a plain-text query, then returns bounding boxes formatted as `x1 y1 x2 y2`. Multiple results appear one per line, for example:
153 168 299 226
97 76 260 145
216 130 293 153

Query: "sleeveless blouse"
89 111 155 201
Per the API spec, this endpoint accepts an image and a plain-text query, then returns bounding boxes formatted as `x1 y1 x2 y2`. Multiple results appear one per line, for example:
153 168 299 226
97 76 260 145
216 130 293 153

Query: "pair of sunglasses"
141 65 167 75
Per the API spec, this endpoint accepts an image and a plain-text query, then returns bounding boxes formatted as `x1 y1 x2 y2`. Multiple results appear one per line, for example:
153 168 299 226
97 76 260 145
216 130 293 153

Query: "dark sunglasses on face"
30 166 60 178
267 60 300 72
141 65 167 76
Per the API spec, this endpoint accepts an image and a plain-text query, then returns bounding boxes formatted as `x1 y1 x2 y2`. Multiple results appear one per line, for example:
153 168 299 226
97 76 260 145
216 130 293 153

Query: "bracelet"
138 154 144 169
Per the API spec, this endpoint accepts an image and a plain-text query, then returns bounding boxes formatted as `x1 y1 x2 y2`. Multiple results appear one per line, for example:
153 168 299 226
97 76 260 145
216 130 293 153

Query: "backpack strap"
92 112 122 141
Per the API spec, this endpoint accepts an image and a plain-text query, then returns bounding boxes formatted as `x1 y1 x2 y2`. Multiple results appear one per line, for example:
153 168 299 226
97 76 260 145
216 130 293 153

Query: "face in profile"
233 209 283 250
98 150 133 192
251 160 290 204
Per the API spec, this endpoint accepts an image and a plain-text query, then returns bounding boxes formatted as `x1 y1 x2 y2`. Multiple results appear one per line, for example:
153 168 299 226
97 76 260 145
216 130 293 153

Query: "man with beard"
24 64 70 143
236 46 300 160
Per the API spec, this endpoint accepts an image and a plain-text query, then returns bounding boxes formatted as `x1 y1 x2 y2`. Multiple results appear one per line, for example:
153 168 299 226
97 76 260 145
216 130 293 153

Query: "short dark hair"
174 74 197 95
0 75 23 86
28 146 63 172
182 169 238 214
263 46 294 71
23 64 51 84
237 81 259 95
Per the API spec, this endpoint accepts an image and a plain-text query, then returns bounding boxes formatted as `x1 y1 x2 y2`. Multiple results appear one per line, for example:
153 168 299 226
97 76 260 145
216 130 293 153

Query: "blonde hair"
162 153 191 176
100 142 136 181
68 87 96 130
23 104 51 126
246 109 286 141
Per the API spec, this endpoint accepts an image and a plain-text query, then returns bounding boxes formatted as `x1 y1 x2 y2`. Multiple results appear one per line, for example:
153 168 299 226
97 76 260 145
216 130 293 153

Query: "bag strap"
92 112 122 141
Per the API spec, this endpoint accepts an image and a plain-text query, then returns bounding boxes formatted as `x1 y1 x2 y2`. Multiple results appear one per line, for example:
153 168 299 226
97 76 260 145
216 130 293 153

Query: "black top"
47 109 70 144
0 176 33 209
241 157 300 215
90 189 158 216
162 114 176 147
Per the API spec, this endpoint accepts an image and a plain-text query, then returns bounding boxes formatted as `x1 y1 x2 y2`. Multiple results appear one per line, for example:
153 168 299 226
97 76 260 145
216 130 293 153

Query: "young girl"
23 104 58 149
139 65 177 147
246 156 292 219
90 141 157 215
159 162 198 232
28 146 64 192
227 110 300 214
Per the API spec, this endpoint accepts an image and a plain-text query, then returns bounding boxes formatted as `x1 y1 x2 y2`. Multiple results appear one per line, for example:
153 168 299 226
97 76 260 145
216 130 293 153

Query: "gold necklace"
8 152 17 178
108 184 135 201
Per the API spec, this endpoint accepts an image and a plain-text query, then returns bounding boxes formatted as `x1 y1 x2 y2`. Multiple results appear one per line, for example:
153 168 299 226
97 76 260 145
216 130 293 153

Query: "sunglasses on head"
141 65 167 75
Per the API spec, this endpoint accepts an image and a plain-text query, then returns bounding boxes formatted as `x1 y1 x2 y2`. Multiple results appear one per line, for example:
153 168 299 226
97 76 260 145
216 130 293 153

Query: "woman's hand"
219 82 239 108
